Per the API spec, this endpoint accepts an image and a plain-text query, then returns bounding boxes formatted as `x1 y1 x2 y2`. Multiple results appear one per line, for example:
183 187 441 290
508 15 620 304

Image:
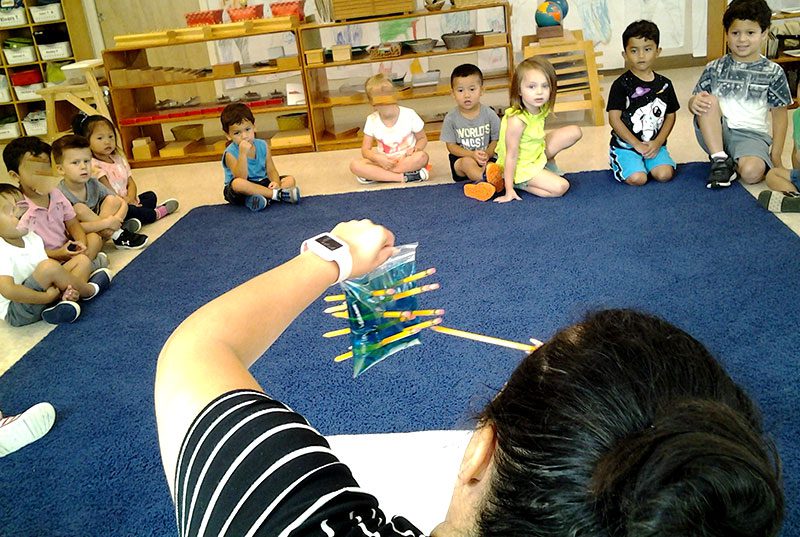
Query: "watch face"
316 234 343 251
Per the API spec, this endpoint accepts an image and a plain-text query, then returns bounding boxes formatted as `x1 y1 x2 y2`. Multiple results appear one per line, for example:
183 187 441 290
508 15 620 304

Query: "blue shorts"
609 143 676 183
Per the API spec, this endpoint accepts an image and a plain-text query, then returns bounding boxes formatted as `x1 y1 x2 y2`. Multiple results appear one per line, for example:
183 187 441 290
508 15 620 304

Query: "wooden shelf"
302 2 507 30
111 64 302 90
304 43 511 69
118 103 307 127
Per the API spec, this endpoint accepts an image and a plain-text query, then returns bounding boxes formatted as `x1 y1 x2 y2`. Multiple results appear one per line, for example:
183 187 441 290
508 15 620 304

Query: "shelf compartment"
118 103 308 127
312 75 510 109
109 62 302 90
303 43 510 69
301 2 507 30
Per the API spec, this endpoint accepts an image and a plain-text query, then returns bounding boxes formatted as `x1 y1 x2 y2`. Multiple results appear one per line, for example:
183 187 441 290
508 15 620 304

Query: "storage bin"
276 112 308 131
0 121 20 139
329 0 413 21
10 67 42 86
22 117 46 136
0 7 26 27
38 41 72 60
3 44 35 64
270 1 304 20
304 48 323 65
13 82 44 101
226 4 263 21
184 9 223 26
29 3 63 22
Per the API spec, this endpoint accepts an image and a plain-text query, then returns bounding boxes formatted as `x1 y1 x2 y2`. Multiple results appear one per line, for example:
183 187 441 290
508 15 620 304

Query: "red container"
185 9 223 26
10 68 43 86
270 1 304 19
227 4 264 21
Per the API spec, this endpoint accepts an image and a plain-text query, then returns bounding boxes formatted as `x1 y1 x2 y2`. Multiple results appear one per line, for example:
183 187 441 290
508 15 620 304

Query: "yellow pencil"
323 327 351 338
392 267 436 286
334 317 442 362
324 287 396 303
323 303 348 314
391 283 440 301
430 325 539 353
383 309 444 318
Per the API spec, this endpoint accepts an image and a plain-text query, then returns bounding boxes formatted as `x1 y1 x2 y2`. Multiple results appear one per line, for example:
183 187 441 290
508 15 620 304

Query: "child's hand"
690 91 713 116
494 191 522 203
44 286 61 302
377 154 396 170
238 139 253 153
474 150 489 166
268 181 280 189
66 241 86 255
330 219 395 279
405 146 417 156
105 216 122 231
640 140 662 160
61 285 79 302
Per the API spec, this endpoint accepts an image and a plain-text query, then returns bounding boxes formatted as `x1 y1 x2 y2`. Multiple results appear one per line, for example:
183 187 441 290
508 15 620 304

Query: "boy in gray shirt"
441 64 503 201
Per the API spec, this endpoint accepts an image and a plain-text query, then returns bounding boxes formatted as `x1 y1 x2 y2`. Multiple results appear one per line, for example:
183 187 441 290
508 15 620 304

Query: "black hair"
51 134 91 164
622 20 660 48
476 309 783 537
2 136 51 174
450 63 484 86
220 103 255 133
0 182 23 200
723 0 772 32
71 113 116 140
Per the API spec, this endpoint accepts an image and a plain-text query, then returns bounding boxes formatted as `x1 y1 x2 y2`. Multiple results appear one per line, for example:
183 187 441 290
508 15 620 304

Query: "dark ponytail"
475 309 783 537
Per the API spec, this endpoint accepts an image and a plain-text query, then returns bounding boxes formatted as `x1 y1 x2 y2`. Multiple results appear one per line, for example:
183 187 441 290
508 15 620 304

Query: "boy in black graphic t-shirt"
607 20 680 186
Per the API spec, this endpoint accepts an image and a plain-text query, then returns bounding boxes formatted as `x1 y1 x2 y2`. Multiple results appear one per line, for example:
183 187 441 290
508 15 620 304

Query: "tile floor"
2 65 799 375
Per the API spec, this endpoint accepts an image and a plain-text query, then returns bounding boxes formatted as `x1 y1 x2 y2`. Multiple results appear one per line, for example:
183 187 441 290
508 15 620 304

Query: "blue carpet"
1 162 798 535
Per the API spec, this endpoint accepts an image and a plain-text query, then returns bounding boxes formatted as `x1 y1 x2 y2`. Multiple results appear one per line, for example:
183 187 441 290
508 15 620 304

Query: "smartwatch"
301 233 353 284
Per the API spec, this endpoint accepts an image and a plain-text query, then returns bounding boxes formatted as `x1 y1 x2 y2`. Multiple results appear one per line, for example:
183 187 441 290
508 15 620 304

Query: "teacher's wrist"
298 251 340 286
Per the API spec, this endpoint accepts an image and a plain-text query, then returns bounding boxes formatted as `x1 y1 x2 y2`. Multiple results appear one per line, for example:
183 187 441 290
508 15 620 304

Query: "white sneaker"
0 402 56 457
356 176 375 185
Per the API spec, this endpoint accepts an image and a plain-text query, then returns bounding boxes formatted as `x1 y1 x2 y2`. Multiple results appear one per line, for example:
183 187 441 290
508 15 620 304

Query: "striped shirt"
175 390 426 537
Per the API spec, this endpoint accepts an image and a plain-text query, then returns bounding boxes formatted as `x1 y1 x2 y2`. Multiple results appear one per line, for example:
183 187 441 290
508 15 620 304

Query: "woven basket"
185 9 223 26
270 0 304 19
368 43 402 59
226 4 264 21
276 112 308 131
171 123 204 141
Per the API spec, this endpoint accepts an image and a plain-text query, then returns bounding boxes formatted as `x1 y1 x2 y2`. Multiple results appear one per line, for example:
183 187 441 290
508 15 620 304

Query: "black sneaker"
707 156 737 189
278 187 300 204
403 168 429 183
122 218 142 233
41 301 80 324
113 229 148 250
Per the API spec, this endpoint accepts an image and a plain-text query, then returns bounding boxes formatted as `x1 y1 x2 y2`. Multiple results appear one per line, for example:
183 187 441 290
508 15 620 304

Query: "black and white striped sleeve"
174 390 426 537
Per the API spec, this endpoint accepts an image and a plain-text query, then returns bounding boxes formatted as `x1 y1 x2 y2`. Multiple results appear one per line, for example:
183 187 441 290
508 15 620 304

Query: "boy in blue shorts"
760 108 800 212
220 103 300 212
689 0 792 189
607 20 679 186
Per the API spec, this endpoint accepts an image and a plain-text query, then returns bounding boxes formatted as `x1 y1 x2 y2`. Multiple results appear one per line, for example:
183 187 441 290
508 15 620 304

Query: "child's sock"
271 189 280 201
710 151 728 160
155 205 168 219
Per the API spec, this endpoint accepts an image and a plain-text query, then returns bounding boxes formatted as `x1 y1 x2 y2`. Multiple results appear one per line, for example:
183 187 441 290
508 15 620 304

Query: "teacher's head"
436 309 783 537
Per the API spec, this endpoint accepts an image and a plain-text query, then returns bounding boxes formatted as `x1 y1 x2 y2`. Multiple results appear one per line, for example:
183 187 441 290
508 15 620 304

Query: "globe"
550 0 568 18
535 2 563 27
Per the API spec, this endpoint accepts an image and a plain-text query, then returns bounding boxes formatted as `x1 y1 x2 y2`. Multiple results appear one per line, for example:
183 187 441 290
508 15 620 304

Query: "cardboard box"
131 136 152 147
212 62 241 77
132 140 157 160
159 140 198 157
269 129 311 149
276 55 300 69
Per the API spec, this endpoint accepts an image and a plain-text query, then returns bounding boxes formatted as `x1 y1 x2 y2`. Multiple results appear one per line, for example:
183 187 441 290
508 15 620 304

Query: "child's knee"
625 172 648 186
568 125 583 143
280 175 296 188
650 167 674 182
553 177 570 196
34 258 63 280
737 159 766 183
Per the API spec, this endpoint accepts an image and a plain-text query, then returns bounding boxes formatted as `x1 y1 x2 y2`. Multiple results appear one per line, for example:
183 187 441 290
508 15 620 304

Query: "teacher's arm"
154 220 396 494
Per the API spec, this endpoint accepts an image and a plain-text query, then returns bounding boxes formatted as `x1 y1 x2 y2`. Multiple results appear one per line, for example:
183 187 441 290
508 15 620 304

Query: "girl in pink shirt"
72 114 179 229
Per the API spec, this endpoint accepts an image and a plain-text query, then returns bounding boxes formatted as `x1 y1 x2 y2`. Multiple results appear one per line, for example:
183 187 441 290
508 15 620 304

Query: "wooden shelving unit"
523 29 604 126
102 18 312 168
0 0 92 141
298 1 514 151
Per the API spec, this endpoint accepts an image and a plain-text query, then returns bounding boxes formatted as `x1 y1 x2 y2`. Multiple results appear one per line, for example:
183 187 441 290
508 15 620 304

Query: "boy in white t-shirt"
349 74 430 184
0 184 111 326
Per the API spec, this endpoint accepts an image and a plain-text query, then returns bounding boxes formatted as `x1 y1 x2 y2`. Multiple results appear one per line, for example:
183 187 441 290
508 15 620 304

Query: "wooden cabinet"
102 18 312 168
298 1 514 151
0 0 91 140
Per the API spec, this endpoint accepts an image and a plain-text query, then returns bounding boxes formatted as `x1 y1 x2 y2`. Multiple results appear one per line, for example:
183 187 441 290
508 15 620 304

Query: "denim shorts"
5 274 48 327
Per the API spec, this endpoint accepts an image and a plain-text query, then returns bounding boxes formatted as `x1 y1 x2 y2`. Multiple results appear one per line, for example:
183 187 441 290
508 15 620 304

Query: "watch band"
301 233 353 284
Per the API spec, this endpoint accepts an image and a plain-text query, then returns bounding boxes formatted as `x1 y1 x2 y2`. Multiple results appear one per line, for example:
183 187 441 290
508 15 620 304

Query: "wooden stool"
36 59 111 141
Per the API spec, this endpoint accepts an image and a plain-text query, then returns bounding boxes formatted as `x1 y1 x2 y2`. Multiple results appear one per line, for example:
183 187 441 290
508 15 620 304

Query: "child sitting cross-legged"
4 136 107 271
441 63 503 201
53 134 148 252
760 107 800 213
0 184 111 326
72 113 179 230
349 73 430 184
220 103 300 212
